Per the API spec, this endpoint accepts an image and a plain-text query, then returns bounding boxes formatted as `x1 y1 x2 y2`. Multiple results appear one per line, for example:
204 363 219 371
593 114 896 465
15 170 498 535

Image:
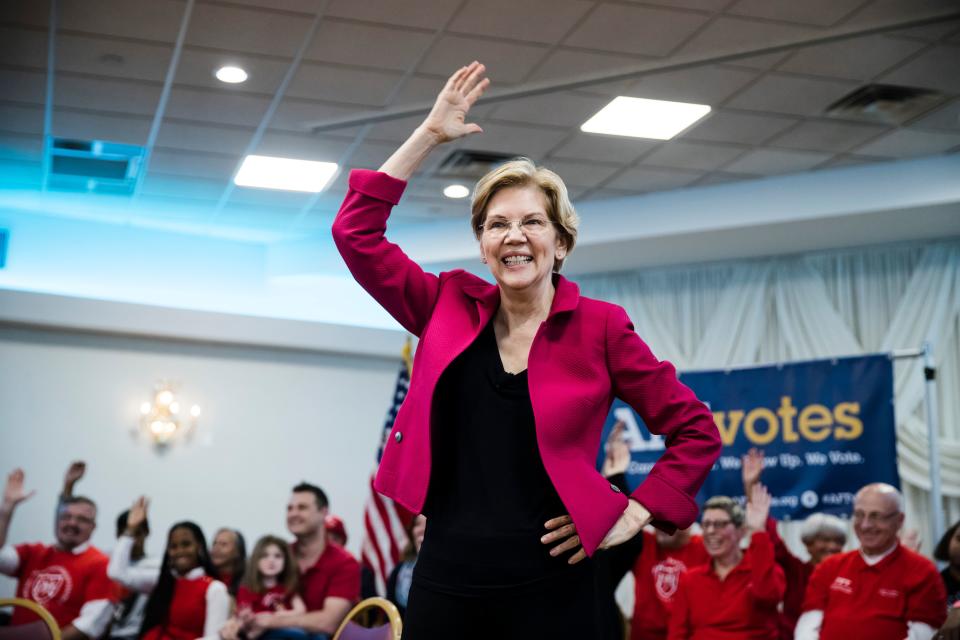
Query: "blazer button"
394 431 403 443
610 483 622 493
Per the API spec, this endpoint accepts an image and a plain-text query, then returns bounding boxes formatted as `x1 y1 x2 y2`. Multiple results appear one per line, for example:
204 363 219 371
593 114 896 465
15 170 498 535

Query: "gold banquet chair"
331 597 402 640
0 599 61 640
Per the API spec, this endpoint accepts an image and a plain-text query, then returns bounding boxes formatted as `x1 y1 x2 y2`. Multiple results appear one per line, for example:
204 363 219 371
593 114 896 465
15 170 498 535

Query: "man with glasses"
0 466 115 639
796 483 946 640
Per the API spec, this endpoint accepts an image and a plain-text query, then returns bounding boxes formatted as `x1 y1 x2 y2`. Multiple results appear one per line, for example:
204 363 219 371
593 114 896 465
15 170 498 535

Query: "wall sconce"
139 381 201 446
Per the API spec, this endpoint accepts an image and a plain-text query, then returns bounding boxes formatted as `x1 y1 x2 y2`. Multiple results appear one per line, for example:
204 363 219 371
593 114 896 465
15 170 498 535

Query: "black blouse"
414 320 585 594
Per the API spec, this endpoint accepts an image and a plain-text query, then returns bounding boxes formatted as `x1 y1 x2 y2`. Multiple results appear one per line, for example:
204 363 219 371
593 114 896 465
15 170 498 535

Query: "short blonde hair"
470 158 579 272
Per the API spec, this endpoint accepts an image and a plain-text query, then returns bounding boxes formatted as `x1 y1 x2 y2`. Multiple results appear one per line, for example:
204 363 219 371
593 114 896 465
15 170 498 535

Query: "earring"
481 256 487 264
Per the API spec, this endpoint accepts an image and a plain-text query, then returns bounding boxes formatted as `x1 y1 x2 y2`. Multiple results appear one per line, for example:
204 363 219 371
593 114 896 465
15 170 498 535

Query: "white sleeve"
71 599 115 638
905 621 937 640
0 545 19 575
795 610 823 640
200 580 230 640
108 536 159 593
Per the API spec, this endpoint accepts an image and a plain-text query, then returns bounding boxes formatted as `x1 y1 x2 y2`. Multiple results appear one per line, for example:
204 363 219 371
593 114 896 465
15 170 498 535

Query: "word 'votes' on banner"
598 354 899 520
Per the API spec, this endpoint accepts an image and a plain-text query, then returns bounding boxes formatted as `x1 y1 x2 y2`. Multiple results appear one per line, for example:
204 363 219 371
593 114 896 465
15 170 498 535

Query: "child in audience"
237 535 307 618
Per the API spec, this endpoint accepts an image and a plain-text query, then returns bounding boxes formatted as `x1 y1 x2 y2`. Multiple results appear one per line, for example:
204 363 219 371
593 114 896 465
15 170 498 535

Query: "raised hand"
744 483 771 533
125 496 149 534
541 515 587 564
602 421 630 478
3 469 35 509
62 461 86 496
741 448 764 498
420 61 490 144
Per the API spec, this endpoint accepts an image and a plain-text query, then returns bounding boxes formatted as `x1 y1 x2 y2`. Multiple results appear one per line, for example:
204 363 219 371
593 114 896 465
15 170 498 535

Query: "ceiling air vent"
47 138 146 195
825 84 945 125
436 149 518 179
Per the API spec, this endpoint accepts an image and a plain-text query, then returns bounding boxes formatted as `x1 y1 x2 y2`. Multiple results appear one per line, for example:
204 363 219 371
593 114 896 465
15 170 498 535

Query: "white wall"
0 322 400 598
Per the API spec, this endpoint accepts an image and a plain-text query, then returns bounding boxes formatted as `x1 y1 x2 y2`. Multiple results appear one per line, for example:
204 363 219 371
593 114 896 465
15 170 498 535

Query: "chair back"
0 599 61 640
331 597 402 640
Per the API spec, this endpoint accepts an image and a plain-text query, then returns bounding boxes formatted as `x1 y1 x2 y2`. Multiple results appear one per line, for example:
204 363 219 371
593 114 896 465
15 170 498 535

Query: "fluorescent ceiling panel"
234 155 338 193
581 96 711 140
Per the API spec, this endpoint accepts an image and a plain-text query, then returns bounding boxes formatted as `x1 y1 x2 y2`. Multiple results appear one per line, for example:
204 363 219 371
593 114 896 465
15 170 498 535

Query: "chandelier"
139 381 201 446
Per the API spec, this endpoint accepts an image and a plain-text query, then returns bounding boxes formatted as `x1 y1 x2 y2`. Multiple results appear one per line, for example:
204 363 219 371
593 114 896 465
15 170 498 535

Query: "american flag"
361 338 415 596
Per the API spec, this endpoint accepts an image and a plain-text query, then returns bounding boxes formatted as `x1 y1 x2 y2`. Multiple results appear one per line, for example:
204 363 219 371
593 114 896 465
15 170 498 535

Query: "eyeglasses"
58 513 95 526
701 519 734 531
478 216 554 239
852 510 899 525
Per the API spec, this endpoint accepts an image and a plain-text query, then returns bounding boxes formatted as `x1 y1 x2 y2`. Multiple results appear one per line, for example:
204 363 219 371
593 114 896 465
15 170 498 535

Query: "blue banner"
599 354 899 520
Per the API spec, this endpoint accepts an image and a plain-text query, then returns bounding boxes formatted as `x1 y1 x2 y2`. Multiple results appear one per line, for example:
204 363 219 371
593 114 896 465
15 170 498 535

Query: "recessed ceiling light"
443 184 470 199
234 155 338 193
215 66 248 84
581 96 711 140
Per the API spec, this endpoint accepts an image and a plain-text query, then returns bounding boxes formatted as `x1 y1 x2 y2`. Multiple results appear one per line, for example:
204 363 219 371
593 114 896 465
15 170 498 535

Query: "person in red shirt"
667 484 785 640
741 448 847 639
796 483 947 640
236 535 307 617
0 467 115 639
236 482 360 640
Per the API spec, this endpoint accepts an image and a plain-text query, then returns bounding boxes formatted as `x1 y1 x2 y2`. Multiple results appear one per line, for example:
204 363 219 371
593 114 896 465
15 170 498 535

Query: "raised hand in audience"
125 496 149 535
741 448 764 499
602 421 630 478
900 528 921 552
745 483 772 533
3 468 35 510
61 460 86 498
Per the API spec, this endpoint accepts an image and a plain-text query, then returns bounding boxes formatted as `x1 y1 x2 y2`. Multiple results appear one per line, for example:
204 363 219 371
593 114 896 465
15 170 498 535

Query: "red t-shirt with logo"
630 531 710 640
295 542 360 611
802 544 947 640
12 542 115 629
236 584 297 613
142 575 215 640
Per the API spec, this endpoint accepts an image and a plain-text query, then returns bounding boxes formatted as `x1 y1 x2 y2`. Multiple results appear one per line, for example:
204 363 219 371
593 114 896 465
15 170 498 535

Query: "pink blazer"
333 169 721 556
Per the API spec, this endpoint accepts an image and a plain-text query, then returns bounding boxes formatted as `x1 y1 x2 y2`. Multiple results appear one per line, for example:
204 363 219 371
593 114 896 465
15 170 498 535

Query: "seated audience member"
668 485 785 640
210 527 247 596
936 519 960 609
110 497 230 640
108 501 160 640
240 482 360 640
796 483 947 640
741 448 846 638
0 467 115 639
324 516 347 548
386 515 426 618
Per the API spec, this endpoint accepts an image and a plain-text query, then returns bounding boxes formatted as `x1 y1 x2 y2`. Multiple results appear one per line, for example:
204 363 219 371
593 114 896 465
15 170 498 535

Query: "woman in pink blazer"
332 62 721 639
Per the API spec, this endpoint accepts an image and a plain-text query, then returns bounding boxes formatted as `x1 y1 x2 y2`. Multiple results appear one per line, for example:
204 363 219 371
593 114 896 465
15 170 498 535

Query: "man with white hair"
796 482 946 640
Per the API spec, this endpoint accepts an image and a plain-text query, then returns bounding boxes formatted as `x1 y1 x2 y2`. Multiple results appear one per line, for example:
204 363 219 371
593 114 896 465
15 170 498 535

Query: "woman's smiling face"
479 185 565 294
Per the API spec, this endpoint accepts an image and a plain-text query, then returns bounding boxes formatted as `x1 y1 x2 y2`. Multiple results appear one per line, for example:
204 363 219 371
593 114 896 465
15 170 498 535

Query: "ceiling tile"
347 140 403 169
140 173 225 201
55 76 162 117
565 4 710 57
449 0 593 45
693 171 757 187
549 132 659 164
778 35 927 81
626 65 759 105
175 50 290 94
724 52 793 71
459 121 570 158
853 127 960 157
727 0 866 27
58 0 186 42
886 19 960 42
723 148 833 174
840 0 959 26
217 0 319 14
305 21 434 72
491 92 608 128
154 121 255 155
57 34 173 83
0 69 46 104
908 98 960 131
186 3 312 57
0 26 47 69
326 0 463 31
286 64 403 106
417 35 548 85
365 114 437 144
819 154 890 169
641 141 748 171
149 148 238 181
0 159 43 188
0 103 44 135
0 133 43 162
0 1 49 27
269 99 363 135
53 110 151 144
526 48 646 85
676 17 815 59
227 185 314 208
254 131 352 163
538 158 624 189
878 44 960 94
579 186 642 201
638 0 730 11
165 87 271 127
769 120 889 152
682 110 798 144
605 166 703 191
725 73 858 116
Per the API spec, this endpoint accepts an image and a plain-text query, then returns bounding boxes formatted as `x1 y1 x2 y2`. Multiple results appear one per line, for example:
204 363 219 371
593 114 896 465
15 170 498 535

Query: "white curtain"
578 240 960 557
